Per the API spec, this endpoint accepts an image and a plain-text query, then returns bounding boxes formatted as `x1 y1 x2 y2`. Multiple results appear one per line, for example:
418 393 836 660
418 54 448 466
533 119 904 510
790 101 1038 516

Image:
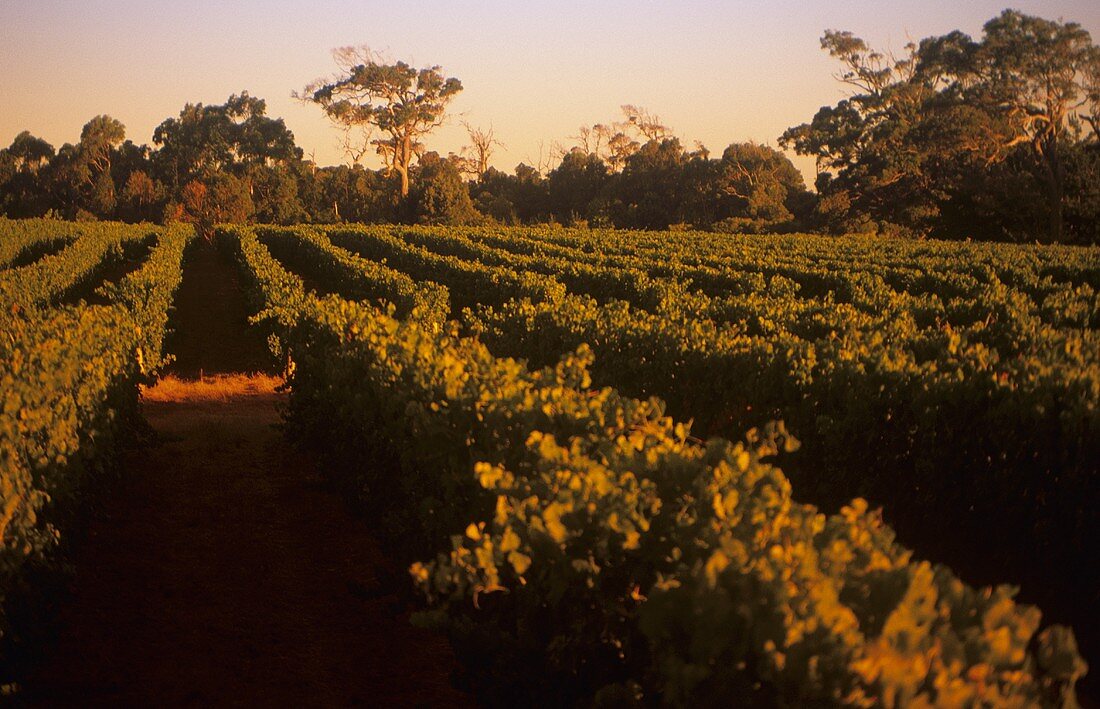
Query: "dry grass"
141 374 284 403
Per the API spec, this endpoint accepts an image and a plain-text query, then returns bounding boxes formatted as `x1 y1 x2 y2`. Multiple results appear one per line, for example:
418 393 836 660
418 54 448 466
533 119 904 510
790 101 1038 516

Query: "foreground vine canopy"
1 218 1095 705
227 223 1094 706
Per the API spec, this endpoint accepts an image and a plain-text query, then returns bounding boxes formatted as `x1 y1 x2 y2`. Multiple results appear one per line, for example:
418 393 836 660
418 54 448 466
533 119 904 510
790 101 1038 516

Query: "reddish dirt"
165 239 271 378
24 241 472 707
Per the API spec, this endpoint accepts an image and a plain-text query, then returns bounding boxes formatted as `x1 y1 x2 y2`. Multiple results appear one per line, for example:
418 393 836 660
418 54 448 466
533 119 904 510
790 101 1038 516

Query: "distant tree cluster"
782 9 1100 243
0 93 308 233
1 9 1096 243
469 117 815 233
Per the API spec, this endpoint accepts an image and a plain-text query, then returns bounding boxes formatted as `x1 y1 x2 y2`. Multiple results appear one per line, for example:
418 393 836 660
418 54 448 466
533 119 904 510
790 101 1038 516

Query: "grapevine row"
0 223 194 666
325 227 566 313
268 227 1098 587
221 225 1087 706
0 218 77 270
0 222 159 310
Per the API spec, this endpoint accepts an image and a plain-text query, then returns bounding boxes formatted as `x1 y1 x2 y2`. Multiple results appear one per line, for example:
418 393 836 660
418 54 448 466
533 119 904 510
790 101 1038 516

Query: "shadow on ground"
24 240 471 706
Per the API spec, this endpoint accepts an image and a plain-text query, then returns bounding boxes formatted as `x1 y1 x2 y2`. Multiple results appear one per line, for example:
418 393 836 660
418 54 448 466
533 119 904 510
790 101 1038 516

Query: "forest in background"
1 9 1098 244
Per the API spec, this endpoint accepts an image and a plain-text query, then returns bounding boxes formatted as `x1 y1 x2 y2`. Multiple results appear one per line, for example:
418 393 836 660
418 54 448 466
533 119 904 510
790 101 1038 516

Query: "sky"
2 0 1098 184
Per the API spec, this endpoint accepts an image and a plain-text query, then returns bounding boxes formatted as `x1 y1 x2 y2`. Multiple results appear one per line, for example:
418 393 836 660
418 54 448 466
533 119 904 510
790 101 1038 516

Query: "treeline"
1 9 1097 243
0 100 814 235
782 10 1100 244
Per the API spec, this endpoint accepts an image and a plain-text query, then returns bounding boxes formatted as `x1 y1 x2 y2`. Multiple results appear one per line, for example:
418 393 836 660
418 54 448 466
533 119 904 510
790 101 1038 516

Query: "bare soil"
24 241 471 707
164 239 271 378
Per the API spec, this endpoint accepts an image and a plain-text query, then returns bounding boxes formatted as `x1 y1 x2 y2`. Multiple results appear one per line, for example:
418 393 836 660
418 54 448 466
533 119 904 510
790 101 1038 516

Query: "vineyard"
1 217 1097 705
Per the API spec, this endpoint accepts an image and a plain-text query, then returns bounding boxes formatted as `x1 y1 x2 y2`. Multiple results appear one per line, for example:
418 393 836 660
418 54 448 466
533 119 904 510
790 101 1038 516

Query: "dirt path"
25 242 471 706
164 239 271 379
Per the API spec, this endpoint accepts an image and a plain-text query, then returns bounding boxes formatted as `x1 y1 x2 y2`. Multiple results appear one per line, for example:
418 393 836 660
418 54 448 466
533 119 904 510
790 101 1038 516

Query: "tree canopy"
781 9 1100 242
1 11 1097 243
153 92 301 189
300 48 463 197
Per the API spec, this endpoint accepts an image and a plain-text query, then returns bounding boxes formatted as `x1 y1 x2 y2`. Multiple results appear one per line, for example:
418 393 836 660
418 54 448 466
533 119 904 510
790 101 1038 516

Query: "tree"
300 47 463 197
1062 138 1100 243
304 163 399 223
954 11 1099 241
678 151 723 228
462 122 503 179
226 93 302 168
153 92 302 189
175 173 253 235
780 32 945 235
547 149 609 224
714 143 812 230
6 131 54 171
621 104 672 142
782 12 1100 242
511 164 551 223
119 170 160 222
1085 58 1100 138
570 105 670 173
0 132 56 217
73 116 127 217
411 152 481 225
34 116 128 219
247 163 309 225
77 115 126 179
611 138 687 229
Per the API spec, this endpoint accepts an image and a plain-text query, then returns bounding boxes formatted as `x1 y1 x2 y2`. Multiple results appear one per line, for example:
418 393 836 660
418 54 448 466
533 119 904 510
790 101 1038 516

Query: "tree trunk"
398 134 412 197
1049 170 1064 244
397 165 410 197
1041 135 1064 243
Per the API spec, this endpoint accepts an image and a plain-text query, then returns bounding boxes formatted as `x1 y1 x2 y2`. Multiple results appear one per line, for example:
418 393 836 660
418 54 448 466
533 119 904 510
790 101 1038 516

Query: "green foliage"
326 225 565 315
5 132 54 168
301 49 463 197
448 225 1100 628
225 223 1090 706
174 173 254 236
0 221 156 308
782 10 1100 243
0 221 193 671
548 150 611 225
609 138 687 229
152 92 302 189
0 218 73 270
251 225 449 324
410 153 483 226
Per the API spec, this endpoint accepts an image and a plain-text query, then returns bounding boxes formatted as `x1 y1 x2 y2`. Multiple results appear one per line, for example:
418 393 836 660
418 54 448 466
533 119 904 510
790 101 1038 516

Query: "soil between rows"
25 240 471 706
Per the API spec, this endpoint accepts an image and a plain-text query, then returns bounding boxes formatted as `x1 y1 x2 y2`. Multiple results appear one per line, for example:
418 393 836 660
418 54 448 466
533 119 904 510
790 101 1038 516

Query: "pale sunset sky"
2 1 1098 183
